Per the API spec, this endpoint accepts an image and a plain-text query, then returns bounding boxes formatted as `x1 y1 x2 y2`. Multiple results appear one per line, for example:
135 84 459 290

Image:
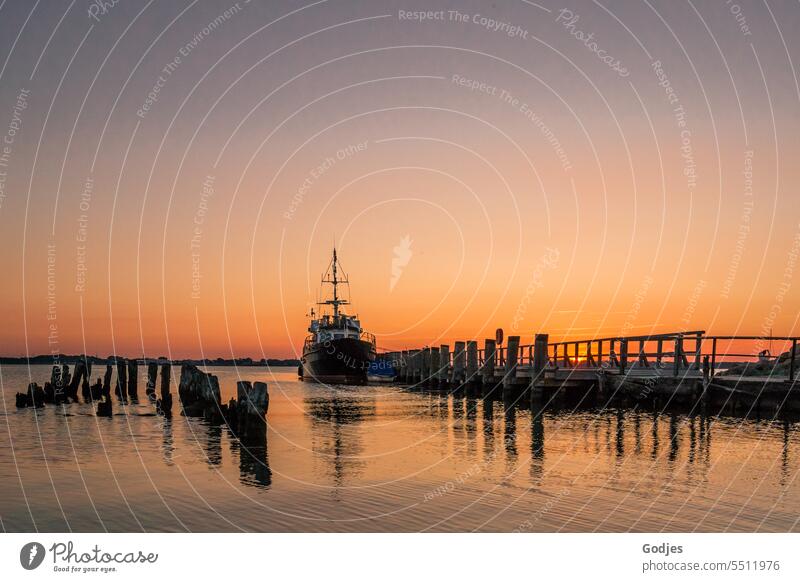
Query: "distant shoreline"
0 355 300 367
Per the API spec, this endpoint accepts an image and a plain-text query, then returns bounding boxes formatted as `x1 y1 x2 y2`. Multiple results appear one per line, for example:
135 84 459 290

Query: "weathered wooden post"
453 341 466 388
503 336 521 394
179 364 222 421
17 383 46 408
619 339 628 374
115 358 128 401
158 363 173 417
439 344 450 388
234 381 269 441
700 354 711 404
430 347 440 388
422 347 431 387
466 341 479 391
531 333 548 403
70 359 87 402
397 351 406 382
97 363 114 416
146 362 158 400
673 336 683 377
482 339 496 396
127 360 139 401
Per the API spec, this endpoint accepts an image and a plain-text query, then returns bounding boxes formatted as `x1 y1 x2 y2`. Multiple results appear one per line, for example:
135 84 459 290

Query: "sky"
0 0 799 359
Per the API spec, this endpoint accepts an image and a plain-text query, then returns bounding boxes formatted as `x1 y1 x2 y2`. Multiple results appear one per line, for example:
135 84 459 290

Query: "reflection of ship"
305 391 376 486
300 247 376 384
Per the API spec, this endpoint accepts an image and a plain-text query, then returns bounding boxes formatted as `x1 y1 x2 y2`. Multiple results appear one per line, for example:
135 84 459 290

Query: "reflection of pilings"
531 404 545 482
161 417 175 465
483 398 494 457
238 434 271 489
504 400 517 464
205 424 222 466
634 413 642 455
669 414 680 462
651 412 659 460
616 409 625 458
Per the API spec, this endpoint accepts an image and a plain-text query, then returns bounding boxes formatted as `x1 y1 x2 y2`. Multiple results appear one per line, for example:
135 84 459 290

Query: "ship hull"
301 337 376 384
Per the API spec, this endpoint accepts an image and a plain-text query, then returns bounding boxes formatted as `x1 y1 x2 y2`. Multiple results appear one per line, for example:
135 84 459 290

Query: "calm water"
1 365 799 532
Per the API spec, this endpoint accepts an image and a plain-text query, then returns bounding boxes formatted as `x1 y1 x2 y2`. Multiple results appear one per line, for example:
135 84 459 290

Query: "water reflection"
304 389 376 487
237 438 272 489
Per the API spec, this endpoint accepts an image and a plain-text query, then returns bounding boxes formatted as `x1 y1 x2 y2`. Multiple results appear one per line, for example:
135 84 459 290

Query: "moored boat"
300 248 376 384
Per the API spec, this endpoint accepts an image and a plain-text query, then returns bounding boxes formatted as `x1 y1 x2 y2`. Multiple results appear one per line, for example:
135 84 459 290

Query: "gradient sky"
0 0 799 359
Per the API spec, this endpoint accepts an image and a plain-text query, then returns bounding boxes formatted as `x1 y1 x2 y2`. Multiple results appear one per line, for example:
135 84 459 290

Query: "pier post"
503 336 520 395
158 363 173 417
422 347 431 387
439 344 450 388
531 333 549 403
233 381 269 441
466 340 479 393
127 360 139 401
482 339 497 396
673 336 682 377
399 350 408 382
453 341 466 388
430 347 440 388
97 363 114 417
146 362 158 400
115 358 128 402
179 364 222 422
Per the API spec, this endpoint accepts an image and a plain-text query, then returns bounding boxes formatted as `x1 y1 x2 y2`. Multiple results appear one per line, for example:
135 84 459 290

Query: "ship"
300 247 377 384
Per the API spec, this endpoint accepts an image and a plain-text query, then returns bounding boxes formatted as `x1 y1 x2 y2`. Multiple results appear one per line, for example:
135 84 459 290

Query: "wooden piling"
466 341 479 385
422 347 431 386
531 333 549 402
430 347 440 388
233 381 270 441
127 360 139 401
503 336 520 391
146 362 158 400
115 358 128 402
439 344 450 387
158 363 173 417
482 339 496 395
453 341 466 387
179 364 222 421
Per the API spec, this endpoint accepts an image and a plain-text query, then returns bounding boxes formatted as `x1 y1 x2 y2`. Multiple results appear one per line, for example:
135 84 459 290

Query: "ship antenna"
332 246 339 317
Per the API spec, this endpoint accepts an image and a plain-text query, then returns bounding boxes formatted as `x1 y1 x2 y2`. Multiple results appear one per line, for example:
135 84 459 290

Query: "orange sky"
1 1 799 358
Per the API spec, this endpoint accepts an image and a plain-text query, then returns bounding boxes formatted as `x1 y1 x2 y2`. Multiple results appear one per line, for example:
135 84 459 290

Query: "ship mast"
319 246 349 317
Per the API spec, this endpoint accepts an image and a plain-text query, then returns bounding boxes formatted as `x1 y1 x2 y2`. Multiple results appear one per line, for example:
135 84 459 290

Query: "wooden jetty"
387 331 800 413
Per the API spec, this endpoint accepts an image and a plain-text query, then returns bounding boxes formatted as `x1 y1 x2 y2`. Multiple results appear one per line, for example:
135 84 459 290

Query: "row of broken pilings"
176 364 269 442
16 356 174 418
15 358 269 440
